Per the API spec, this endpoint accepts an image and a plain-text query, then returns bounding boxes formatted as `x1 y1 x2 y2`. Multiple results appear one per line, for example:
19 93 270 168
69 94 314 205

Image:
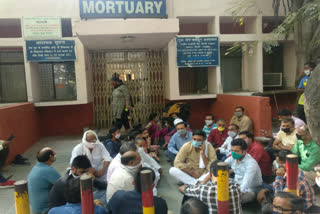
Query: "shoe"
0 180 15 188
15 155 28 161
11 159 30 166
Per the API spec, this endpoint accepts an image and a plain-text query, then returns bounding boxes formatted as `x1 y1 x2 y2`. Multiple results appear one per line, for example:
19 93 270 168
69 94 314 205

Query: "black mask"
296 134 303 140
281 128 291 134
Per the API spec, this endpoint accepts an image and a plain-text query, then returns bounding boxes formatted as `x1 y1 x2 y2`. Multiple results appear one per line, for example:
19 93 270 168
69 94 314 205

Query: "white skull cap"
174 118 184 126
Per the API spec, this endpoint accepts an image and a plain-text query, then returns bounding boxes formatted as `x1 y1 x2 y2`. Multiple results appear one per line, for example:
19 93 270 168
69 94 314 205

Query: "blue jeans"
164 150 176 162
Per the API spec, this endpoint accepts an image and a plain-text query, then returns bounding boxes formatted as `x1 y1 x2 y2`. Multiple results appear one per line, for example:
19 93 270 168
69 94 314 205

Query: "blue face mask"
192 140 202 148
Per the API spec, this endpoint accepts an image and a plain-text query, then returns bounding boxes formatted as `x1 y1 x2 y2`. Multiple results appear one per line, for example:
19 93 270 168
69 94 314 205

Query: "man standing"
169 130 217 185
239 131 272 183
230 106 253 133
225 139 262 204
273 118 297 151
28 147 60 214
0 138 15 187
297 62 315 123
202 114 217 138
107 151 141 202
179 160 242 213
165 119 192 162
292 125 320 186
108 167 168 214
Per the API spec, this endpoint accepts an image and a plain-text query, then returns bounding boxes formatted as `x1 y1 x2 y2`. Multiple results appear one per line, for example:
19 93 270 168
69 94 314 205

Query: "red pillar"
80 174 94 214
286 154 299 196
140 169 155 214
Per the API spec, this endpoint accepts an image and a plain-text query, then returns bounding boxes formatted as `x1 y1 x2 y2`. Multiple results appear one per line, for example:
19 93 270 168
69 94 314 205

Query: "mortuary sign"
176 36 220 67
26 40 76 62
79 0 166 18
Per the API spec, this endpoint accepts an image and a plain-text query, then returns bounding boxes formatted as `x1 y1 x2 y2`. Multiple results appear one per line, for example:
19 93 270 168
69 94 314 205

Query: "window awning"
74 18 179 49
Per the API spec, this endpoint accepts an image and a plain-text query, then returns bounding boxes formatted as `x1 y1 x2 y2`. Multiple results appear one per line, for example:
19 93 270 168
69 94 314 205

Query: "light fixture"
120 35 135 43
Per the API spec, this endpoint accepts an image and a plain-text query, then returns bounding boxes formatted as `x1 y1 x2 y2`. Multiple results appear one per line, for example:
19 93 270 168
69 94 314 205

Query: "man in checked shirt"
179 160 242 214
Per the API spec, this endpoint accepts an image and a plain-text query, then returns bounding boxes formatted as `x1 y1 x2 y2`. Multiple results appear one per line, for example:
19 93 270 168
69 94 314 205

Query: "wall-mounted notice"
79 0 166 19
26 40 76 62
176 36 220 67
23 17 62 40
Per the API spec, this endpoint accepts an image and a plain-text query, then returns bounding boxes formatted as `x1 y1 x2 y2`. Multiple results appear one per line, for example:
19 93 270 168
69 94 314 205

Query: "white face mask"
83 141 96 149
122 162 142 175
304 70 311 76
228 131 237 138
137 147 145 154
115 133 121 139
205 120 213 126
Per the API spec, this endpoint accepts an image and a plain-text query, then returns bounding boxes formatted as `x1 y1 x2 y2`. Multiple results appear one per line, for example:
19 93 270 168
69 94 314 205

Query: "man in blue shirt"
297 62 315 123
48 177 106 214
165 119 192 162
28 147 61 214
108 167 168 214
225 139 262 204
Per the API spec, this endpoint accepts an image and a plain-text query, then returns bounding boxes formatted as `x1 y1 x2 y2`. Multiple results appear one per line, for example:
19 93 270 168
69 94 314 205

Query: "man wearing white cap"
164 119 192 162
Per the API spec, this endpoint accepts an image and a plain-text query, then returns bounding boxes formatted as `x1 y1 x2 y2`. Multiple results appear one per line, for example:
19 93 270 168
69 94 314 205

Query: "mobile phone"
7 134 14 142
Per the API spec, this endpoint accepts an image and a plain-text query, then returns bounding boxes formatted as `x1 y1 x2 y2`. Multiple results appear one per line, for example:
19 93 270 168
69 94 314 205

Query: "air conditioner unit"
263 73 282 87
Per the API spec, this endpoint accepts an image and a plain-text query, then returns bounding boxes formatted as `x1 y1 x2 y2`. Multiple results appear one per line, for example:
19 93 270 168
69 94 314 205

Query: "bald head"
37 147 56 163
297 125 312 143
121 151 141 166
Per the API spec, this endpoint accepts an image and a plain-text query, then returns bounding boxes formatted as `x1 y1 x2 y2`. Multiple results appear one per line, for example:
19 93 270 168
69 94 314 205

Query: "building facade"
0 0 295 129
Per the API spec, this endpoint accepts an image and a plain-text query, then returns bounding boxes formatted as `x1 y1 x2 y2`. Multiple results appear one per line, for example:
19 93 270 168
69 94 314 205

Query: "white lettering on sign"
81 0 164 16
83 1 95 14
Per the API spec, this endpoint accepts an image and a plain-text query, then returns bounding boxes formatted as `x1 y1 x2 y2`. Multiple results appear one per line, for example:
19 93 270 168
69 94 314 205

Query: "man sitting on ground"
108 167 168 214
180 198 209 214
292 125 320 186
217 124 239 160
257 150 316 214
165 119 192 162
230 106 253 133
277 109 305 130
70 130 112 181
202 114 217 139
0 138 15 187
239 131 272 183
272 192 305 214
107 150 141 202
169 130 217 185
273 118 297 151
28 147 61 214
49 155 106 209
48 177 106 214
179 160 242 213
207 118 228 148
225 139 263 204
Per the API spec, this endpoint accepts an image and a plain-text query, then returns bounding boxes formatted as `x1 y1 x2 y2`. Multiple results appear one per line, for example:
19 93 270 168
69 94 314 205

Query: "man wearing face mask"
202 114 217 138
208 118 228 148
297 62 316 123
165 119 192 162
70 130 112 180
257 150 316 214
107 151 141 202
291 125 320 186
169 130 217 185
225 139 262 204
217 124 239 160
230 106 253 133
273 118 297 151
49 155 92 208
28 147 61 214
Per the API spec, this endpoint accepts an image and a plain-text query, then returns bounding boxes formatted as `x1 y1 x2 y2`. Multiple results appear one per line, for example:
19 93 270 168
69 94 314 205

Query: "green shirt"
291 139 320 171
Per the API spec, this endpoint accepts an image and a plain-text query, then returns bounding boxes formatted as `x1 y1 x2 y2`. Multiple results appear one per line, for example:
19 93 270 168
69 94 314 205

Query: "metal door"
91 50 165 128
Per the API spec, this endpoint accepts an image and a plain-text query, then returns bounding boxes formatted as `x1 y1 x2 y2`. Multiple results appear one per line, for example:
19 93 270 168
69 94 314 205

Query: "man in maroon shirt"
208 119 228 148
239 131 273 183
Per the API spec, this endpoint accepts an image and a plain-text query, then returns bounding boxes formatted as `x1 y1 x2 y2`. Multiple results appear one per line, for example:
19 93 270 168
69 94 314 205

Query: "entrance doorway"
91 50 165 128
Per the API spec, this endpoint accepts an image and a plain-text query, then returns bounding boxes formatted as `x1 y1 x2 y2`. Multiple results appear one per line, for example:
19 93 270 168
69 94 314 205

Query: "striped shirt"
273 171 315 209
202 124 217 138
184 179 242 214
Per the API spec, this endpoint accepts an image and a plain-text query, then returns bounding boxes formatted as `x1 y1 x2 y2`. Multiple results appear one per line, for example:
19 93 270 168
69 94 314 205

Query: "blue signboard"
176 36 220 67
26 40 76 62
79 0 167 19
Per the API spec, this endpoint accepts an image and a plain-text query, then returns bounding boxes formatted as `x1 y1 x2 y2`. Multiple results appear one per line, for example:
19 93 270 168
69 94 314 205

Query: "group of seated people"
25 106 320 214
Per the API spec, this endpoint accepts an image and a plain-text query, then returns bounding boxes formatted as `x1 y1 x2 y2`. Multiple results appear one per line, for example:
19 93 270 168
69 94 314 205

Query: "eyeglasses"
273 205 299 213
